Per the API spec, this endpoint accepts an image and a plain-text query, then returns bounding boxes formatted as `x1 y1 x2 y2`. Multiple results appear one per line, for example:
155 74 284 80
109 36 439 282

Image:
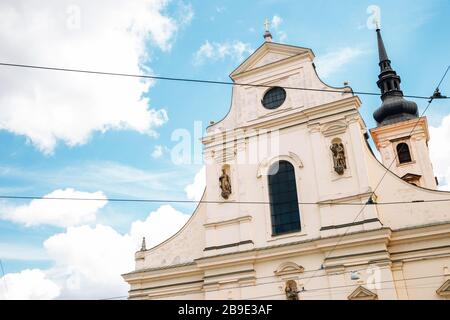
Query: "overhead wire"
0 194 450 206
0 62 441 101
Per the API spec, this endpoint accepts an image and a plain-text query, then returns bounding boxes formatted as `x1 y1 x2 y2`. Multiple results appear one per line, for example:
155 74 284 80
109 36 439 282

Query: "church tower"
370 28 437 188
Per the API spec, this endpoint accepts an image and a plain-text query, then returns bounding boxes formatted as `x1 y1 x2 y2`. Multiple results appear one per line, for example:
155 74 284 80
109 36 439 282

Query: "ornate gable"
230 42 314 80
436 279 450 297
348 286 378 300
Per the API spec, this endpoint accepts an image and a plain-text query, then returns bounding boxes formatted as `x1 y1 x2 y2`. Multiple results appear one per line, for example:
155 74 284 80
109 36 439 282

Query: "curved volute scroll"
257 152 304 178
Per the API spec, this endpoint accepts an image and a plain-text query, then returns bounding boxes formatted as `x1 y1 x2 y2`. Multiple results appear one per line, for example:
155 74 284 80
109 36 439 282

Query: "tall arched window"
268 161 301 236
397 143 412 164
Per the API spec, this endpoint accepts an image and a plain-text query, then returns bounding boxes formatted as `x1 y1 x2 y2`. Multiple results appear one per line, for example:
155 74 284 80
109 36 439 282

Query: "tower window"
397 143 412 164
268 161 301 236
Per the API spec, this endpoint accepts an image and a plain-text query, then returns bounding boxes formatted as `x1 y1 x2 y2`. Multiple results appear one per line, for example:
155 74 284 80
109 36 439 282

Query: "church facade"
122 28 450 300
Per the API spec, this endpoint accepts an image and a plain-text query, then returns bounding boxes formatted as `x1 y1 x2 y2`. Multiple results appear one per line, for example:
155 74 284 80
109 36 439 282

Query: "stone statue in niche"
219 168 232 199
330 142 347 175
285 280 299 300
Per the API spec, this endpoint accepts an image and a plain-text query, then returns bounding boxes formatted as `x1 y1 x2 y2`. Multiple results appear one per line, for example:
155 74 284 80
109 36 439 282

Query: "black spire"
376 28 390 66
373 28 418 126
377 29 391 67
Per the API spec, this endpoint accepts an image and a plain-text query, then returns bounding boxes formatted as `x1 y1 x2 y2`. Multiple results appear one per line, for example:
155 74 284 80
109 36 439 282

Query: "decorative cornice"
195 228 392 267
390 221 450 244
202 96 361 148
129 279 204 293
203 269 255 280
122 261 201 283
370 116 430 145
204 215 252 229
320 218 382 231
324 250 388 262
204 240 254 252
230 42 314 80
317 190 373 205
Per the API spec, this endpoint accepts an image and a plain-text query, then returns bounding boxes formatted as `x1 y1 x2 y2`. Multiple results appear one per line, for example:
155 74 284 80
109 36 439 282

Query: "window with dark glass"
268 161 301 236
262 87 286 109
397 143 412 164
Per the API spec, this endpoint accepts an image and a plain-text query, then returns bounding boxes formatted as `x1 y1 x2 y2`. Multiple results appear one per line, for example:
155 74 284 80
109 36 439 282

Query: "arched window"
397 143 412 164
268 161 301 236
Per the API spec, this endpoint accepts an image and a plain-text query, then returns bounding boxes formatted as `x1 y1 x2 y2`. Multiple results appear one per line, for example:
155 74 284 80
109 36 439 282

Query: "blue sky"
0 0 449 299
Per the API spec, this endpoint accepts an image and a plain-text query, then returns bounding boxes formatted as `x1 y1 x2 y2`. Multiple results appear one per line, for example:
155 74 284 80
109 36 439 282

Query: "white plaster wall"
399 257 450 300
364 142 450 229
207 49 352 134
137 198 207 269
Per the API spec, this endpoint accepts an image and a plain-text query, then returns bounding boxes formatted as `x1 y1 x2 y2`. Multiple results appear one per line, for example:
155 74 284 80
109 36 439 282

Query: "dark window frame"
262 87 287 110
268 160 301 236
397 142 412 164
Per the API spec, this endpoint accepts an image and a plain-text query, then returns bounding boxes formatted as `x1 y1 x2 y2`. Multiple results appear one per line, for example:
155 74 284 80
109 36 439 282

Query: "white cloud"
129 205 190 248
0 188 107 228
1 204 190 299
429 113 450 190
0 0 189 154
193 41 253 65
184 166 205 201
315 47 365 79
271 15 283 29
0 269 60 300
268 15 287 43
44 224 135 299
47 205 189 299
277 30 288 43
216 6 226 13
151 145 164 158
175 1 195 26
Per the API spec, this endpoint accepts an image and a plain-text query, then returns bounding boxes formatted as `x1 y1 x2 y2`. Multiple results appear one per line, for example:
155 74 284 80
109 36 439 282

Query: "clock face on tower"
261 86 286 109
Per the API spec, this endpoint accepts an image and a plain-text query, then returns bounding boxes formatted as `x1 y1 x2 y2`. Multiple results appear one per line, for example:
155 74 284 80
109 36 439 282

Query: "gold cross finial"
264 18 270 32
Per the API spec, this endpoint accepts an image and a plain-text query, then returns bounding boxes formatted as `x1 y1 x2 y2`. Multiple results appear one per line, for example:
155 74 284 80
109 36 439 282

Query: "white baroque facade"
123 31 450 300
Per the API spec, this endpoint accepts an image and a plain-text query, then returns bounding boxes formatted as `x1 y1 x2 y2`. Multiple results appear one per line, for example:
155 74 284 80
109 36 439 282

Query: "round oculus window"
262 87 286 109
